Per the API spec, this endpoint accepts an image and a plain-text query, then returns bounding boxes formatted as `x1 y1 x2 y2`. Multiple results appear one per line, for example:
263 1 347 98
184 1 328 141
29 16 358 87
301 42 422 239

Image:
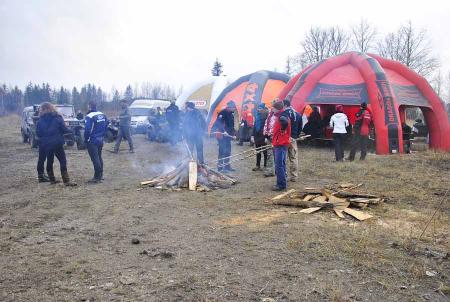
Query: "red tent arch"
278 52 450 154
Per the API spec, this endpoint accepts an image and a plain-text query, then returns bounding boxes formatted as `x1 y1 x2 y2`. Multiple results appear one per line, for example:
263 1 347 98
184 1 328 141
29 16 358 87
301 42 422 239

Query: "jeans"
87 142 103 180
37 144 67 175
274 146 288 189
187 136 204 164
218 136 232 170
287 138 298 178
114 126 134 151
333 133 346 161
349 134 368 160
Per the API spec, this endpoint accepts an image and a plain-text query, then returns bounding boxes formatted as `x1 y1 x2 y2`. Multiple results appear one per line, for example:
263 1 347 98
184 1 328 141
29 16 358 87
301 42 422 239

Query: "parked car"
129 99 170 134
20 104 85 149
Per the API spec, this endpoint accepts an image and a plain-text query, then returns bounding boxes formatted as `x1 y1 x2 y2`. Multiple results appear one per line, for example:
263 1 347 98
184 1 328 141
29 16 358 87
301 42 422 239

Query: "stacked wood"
270 183 384 221
140 161 237 191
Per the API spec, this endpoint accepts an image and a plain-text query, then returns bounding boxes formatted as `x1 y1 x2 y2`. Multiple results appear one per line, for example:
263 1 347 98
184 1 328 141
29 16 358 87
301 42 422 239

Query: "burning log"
140 160 237 191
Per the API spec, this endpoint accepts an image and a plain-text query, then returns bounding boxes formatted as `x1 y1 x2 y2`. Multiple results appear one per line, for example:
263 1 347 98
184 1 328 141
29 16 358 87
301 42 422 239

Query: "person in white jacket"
330 105 349 161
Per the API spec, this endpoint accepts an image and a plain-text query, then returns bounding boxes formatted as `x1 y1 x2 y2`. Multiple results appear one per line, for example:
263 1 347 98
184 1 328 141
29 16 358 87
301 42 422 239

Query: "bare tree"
431 69 443 97
350 18 377 53
376 21 439 77
298 26 350 67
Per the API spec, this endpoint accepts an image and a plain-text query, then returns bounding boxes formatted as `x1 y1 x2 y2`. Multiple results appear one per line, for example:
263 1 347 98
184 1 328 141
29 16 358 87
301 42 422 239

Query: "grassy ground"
0 114 449 302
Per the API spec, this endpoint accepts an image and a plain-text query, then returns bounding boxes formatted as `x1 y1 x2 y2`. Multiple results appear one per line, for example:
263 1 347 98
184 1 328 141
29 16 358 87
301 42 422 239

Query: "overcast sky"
1 0 449 93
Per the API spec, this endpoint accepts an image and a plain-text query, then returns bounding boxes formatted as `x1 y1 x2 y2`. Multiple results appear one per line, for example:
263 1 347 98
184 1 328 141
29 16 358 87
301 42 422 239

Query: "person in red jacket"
348 102 372 161
238 105 255 146
271 100 291 191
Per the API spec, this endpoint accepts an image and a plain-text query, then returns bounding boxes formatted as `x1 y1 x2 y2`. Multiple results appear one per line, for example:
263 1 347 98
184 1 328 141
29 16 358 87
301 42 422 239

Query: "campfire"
140 160 237 191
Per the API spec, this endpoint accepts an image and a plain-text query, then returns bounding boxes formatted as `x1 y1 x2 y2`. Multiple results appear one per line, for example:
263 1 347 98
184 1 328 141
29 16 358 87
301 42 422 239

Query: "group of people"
329 102 372 161
36 101 108 185
35 97 375 192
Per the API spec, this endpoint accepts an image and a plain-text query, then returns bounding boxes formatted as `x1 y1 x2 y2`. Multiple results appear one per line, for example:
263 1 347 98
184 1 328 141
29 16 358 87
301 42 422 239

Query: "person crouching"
36 102 76 186
271 100 291 191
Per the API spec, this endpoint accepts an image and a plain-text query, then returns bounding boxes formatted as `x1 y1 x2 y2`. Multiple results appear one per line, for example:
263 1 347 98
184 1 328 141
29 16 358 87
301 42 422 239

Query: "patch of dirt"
0 114 449 301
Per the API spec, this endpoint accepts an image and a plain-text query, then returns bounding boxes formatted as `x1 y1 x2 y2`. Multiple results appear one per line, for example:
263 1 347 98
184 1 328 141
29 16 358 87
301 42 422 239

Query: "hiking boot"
272 186 286 191
87 178 101 184
129 149 135 153
47 170 60 184
38 174 50 183
108 150 118 154
252 166 262 171
62 171 77 187
264 171 275 177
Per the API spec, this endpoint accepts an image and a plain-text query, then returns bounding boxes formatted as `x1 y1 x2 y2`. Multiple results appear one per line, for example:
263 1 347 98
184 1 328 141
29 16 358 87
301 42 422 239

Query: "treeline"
0 82 180 116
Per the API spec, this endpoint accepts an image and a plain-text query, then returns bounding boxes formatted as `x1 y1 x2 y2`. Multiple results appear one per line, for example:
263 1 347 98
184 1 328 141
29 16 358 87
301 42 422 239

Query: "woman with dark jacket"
36 102 76 186
251 103 269 171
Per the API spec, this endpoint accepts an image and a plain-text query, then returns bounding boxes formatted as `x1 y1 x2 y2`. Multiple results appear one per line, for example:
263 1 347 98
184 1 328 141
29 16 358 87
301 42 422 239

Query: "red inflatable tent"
278 52 450 154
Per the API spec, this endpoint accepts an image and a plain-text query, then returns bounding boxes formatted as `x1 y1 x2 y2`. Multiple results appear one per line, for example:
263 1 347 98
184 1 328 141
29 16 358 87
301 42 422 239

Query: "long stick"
418 189 448 240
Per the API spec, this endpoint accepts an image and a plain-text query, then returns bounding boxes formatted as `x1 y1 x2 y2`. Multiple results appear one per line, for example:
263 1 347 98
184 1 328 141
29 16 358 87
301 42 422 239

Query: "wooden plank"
303 194 317 201
299 207 322 214
343 208 373 221
312 195 327 202
339 183 355 188
272 189 296 201
334 209 346 218
188 160 197 191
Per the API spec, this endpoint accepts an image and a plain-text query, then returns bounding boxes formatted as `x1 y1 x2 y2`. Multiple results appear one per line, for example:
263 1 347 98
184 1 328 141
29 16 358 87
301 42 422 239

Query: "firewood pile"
140 160 237 191
269 183 384 221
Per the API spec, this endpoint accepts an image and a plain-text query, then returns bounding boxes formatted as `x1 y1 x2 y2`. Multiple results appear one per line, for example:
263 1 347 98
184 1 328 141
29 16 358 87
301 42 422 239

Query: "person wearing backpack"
282 99 302 182
330 105 349 162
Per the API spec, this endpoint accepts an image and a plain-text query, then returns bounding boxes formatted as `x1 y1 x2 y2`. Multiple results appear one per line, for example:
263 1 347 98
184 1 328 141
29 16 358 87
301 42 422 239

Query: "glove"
250 136 255 144
241 122 245 126
264 138 269 144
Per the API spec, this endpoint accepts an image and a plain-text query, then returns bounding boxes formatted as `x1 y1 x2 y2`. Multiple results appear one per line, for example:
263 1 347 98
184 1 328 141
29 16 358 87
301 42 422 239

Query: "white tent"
176 75 232 113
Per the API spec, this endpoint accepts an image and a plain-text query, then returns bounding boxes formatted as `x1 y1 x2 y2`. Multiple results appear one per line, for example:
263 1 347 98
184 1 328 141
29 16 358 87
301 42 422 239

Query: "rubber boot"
47 170 60 184
61 171 77 187
38 174 50 183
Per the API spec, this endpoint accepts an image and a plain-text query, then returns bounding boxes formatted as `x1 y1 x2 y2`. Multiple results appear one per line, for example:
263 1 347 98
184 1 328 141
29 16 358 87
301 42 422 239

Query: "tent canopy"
207 70 290 132
277 52 450 154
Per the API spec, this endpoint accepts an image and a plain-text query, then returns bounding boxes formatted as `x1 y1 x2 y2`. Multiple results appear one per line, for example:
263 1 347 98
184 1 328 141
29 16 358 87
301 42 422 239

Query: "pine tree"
72 87 81 110
124 85 133 102
211 58 223 76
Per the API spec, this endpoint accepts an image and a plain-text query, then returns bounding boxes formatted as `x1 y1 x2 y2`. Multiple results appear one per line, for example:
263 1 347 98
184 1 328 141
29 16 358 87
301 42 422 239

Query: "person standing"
84 102 109 183
76 110 84 120
113 100 134 153
330 105 349 162
183 102 206 164
282 99 302 182
271 100 291 191
214 101 236 172
251 103 269 171
238 105 254 146
348 102 372 161
165 100 180 145
36 102 76 186
263 101 277 177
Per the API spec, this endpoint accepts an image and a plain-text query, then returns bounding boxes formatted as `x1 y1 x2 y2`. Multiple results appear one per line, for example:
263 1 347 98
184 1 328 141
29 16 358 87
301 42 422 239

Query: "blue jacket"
84 111 108 145
282 107 302 138
36 112 70 147
214 109 235 136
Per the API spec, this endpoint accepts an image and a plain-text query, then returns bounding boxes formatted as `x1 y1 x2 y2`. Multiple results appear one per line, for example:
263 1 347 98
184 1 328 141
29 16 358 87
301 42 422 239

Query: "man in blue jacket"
84 102 109 183
282 99 302 182
183 102 206 163
214 101 236 172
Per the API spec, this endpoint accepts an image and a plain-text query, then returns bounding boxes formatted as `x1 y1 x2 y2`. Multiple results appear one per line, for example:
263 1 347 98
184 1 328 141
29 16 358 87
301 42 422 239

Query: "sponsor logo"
375 80 398 124
189 99 207 107
317 87 362 99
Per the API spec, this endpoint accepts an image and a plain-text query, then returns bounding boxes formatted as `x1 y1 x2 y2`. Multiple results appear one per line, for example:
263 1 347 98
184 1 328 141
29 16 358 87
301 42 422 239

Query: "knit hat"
257 103 267 109
226 101 236 109
361 102 367 109
186 101 195 109
273 100 284 110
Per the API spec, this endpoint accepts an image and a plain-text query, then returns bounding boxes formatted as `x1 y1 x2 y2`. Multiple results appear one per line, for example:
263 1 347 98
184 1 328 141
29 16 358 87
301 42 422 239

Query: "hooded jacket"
330 112 349 134
36 112 70 147
272 109 291 147
84 110 109 145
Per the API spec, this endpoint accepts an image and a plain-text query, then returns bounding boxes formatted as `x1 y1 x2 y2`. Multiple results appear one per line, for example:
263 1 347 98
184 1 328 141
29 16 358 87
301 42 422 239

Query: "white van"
129 99 170 134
